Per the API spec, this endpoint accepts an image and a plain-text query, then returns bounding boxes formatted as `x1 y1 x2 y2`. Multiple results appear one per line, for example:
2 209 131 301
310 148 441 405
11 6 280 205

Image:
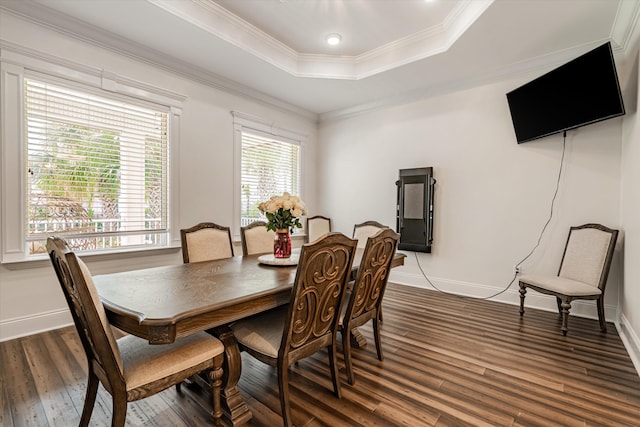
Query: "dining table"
93 249 406 426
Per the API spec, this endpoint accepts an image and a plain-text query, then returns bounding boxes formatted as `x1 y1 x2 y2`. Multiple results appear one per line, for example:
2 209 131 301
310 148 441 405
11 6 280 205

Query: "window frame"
232 111 307 242
1 51 184 264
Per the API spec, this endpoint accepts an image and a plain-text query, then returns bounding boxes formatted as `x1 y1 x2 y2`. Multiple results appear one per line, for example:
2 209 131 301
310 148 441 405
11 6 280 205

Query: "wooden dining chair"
519 223 619 335
352 220 391 322
352 220 389 249
46 237 225 426
230 232 357 427
240 220 275 255
307 215 331 243
180 222 234 263
339 228 399 385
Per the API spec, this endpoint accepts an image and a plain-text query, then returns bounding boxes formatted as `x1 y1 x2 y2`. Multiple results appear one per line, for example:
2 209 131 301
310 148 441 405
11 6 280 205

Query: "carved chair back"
344 228 400 328
47 237 125 389
340 228 399 384
280 232 357 363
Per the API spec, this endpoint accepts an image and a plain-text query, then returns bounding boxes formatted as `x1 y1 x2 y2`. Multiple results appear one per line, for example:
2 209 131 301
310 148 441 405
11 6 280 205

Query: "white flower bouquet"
258 192 307 232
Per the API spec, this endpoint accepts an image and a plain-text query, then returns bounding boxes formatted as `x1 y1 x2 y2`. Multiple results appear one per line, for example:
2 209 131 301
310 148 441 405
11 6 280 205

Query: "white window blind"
240 131 300 227
25 78 169 254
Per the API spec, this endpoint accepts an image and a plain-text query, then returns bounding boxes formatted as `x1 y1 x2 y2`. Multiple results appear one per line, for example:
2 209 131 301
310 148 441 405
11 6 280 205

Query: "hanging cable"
414 132 568 300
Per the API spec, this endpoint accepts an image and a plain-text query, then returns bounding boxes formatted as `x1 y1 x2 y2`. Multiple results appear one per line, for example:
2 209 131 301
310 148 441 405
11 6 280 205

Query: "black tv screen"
506 42 625 143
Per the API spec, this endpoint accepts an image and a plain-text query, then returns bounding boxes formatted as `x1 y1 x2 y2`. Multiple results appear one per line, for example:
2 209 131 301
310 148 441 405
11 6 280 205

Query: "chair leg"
111 395 128 427
373 316 384 362
519 284 526 316
597 296 607 332
209 360 224 425
560 297 572 336
80 371 99 427
277 360 293 427
556 297 563 317
328 343 342 399
342 328 356 385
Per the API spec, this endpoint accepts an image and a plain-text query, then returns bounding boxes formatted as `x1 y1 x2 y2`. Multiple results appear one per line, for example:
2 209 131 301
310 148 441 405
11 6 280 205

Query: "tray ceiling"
1 0 637 119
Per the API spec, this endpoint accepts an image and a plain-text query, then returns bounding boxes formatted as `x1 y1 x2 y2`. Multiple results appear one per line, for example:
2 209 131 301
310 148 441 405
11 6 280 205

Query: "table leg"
211 325 252 426
350 327 367 348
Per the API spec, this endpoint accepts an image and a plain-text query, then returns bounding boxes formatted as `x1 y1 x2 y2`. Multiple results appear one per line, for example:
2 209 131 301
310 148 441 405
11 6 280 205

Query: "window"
24 78 169 254
240 132 301 226
232 112 306 240
1 55 183 263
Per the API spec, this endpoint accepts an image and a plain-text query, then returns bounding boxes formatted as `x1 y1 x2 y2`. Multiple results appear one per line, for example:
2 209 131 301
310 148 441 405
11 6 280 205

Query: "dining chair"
230 232 358 427
240 220 275 255
306 215 331 243
46 237 225 426
519 223 619 335
352 220 391 322
180 222 234 263
339 228 399 385
352 220 389 249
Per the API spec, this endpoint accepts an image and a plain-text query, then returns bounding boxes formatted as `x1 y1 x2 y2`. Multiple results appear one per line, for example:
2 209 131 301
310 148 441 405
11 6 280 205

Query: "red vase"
274 229 292 258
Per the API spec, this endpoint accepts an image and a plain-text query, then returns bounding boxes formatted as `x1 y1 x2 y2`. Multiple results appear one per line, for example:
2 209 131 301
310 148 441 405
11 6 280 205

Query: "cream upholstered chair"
306 215 331 243
352 220 389 249
340 228 399 385
230 232 357 427
180 222 234 263
47 237 225 426
240 220 275 256
519 223 618 336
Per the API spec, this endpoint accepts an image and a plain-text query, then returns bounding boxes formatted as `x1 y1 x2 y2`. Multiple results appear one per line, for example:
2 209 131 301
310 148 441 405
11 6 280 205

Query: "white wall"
318 74 624 325
2 10 639 374
0 12 317 341
620 41 640 371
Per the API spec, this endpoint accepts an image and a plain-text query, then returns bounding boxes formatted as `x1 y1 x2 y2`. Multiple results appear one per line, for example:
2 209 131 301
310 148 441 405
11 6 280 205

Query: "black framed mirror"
396 167 435 252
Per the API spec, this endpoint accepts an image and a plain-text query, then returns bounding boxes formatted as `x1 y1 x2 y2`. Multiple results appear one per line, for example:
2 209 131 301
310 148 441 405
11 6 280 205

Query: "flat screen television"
506 42 625 144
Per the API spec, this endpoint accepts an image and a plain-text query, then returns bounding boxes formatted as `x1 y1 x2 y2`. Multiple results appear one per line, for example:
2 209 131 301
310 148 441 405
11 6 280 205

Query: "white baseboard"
618 314 640 376
389 270 618 320
4 272 639 379
389 269 639 378
0 309 72 342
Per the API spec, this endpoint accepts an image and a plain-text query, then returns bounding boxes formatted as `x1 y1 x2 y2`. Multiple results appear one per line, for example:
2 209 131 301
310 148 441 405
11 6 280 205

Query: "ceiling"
1 0 638 120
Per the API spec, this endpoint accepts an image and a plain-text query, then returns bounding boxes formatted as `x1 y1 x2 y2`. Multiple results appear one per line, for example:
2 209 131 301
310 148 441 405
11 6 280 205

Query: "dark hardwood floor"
2 283 639 426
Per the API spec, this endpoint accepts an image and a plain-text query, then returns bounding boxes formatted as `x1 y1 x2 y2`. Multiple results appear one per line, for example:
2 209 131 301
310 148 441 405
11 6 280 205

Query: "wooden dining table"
93 249 405 426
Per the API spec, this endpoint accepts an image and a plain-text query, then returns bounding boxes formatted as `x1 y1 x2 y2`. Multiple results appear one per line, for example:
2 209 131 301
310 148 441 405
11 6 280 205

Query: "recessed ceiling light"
326 34 342 46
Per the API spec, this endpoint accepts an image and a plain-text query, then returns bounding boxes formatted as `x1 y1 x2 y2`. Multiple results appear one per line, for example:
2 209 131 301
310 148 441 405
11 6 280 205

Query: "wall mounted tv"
506 42 625 144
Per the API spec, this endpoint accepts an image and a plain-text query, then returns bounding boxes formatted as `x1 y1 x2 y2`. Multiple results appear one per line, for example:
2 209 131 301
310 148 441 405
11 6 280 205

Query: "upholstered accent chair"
352 220 389 249
518 223 619 335
240 220 275 256
306 215 331 243
180 222 234 263
47 237 225 426
339 228 399 385
230 232 357 427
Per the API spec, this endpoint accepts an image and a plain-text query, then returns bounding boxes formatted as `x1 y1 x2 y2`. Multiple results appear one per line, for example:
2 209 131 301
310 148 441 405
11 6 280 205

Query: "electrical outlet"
513 265 521 275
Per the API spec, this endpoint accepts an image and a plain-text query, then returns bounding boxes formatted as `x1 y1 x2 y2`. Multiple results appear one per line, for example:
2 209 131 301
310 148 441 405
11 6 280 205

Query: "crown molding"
319 0 640 123
611 0 640 55
4 0 638 124
149 0 493 80
148 0 299 74
319 40 623 124
0 2 318 122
